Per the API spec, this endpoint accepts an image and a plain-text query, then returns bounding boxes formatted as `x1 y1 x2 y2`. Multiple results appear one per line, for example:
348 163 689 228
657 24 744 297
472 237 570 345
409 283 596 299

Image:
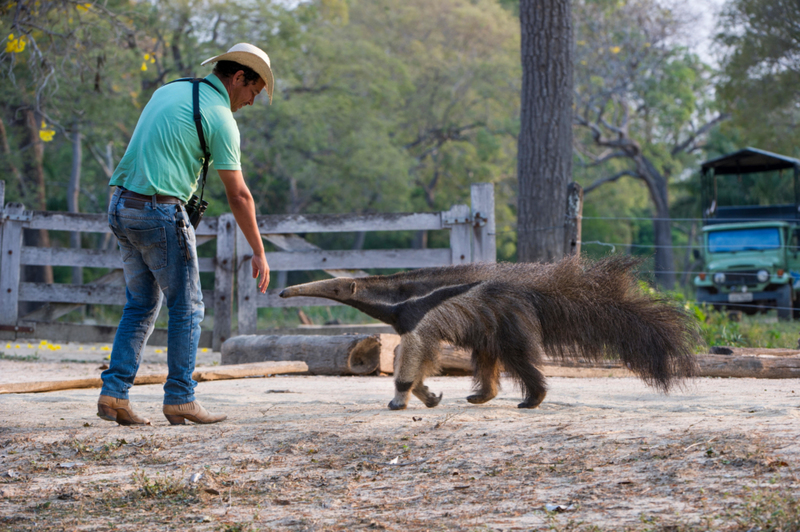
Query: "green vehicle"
695 148 800 320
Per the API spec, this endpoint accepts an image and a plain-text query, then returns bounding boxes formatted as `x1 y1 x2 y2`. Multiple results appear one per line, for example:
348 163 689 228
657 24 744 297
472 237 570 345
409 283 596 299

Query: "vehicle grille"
722 270 760 286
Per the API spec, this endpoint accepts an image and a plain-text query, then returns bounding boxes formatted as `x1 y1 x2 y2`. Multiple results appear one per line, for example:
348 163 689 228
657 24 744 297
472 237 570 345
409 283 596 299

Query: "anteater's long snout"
278 278 353 302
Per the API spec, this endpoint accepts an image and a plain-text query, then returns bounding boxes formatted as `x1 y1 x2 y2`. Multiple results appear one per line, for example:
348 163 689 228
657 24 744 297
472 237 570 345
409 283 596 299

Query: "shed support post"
447 204 472 265
213 213 236 351
564 182 583 257
0 203 26 325
236 224 258 335
470 183 496 263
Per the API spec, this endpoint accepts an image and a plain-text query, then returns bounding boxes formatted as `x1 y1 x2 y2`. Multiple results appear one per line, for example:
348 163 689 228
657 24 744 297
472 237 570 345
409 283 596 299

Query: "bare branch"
671 113 731 156
584 170 640 194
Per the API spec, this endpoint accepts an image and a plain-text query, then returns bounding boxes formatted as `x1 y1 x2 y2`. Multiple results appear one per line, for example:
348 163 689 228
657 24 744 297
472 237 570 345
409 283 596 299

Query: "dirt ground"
1 341 800 531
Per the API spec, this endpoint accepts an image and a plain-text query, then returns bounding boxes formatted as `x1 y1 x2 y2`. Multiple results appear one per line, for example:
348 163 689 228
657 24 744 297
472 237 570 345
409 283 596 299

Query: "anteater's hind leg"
499 345 547 409
389 334 441 410
467 349 500 404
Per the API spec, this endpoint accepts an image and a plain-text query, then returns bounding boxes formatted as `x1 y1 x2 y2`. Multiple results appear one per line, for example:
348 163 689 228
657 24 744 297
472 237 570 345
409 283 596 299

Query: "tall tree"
517 0 574 263
572 0 726 289
716 0 800 155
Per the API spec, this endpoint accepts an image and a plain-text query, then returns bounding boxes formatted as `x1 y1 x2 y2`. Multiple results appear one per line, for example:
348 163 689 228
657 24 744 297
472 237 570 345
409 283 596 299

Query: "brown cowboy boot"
163 401 227 425
97 395 151 426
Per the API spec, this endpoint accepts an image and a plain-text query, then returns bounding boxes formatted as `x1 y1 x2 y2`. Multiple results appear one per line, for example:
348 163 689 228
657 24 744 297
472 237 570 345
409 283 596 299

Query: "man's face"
229 71 266 113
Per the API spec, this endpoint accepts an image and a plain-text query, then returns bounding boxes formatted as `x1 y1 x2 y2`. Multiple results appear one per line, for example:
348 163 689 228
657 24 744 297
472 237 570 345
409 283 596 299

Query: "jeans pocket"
126 226 168 270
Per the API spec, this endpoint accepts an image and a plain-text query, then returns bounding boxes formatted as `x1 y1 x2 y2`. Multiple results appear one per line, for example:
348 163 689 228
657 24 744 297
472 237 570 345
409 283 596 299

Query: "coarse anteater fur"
279 255 701 410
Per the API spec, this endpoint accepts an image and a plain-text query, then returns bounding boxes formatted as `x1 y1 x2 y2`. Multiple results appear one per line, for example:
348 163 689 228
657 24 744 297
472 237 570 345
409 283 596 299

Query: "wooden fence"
0 181 496 349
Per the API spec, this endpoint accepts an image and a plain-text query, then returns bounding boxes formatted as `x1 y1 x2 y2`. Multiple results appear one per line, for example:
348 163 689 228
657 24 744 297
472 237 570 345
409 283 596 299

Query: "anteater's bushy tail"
530 255 700 392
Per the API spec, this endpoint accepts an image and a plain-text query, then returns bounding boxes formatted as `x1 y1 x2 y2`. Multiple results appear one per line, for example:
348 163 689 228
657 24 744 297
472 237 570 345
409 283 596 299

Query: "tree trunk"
635 154 676 289
68 124 83 286
22 109 53 293
517 0 574 263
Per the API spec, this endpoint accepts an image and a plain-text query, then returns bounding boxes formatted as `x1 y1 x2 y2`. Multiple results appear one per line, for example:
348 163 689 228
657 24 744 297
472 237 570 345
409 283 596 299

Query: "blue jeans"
101 188 204 405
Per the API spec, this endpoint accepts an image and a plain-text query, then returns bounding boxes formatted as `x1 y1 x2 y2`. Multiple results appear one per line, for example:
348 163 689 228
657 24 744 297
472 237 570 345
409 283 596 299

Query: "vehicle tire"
775 284 793 321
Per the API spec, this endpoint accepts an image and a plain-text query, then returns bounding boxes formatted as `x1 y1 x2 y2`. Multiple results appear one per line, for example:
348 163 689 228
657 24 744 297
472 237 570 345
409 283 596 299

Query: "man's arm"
217 169 269 293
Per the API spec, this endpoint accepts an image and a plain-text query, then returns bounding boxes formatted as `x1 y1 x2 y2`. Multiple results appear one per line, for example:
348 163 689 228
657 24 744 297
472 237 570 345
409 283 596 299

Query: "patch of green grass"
0 351 40 362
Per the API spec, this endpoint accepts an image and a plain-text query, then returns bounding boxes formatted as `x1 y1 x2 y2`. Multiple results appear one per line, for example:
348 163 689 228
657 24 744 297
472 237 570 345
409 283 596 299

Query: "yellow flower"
201 348 208 353
155 349 163 354
140 62 147 72
100 346 110 351
39 121 55 142
76 3 90 12
78 347 83 351
27 344 32 348
5 33 26 53
5 343 10 348
143 53 150 60
40 340 47 345
610 46 621 54
14 344 20 348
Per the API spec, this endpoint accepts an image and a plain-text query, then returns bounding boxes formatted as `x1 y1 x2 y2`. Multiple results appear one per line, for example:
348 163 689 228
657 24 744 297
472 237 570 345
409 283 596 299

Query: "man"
97 43 273 426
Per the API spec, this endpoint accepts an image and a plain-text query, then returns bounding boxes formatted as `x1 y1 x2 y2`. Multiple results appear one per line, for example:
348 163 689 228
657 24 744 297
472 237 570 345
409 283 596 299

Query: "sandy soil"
1 341 800 531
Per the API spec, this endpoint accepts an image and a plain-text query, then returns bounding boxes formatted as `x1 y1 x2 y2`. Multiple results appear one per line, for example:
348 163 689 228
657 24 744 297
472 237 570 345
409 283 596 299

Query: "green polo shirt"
110 74 241 201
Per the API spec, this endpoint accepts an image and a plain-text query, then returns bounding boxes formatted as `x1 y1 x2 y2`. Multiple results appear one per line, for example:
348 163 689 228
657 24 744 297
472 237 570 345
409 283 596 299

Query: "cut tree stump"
0 361 308 394
221 334 384 375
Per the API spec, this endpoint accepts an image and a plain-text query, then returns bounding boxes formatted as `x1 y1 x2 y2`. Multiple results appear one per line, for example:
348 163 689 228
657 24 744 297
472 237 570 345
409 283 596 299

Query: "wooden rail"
0 182 496 349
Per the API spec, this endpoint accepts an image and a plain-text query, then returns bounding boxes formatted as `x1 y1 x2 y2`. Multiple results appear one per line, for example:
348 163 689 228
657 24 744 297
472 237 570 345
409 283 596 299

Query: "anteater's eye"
333 289 339 295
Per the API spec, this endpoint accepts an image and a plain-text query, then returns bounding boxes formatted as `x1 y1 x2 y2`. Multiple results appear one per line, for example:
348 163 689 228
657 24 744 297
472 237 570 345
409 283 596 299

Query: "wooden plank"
27 211 110 233
0 361 308 394
1 321 212 347
18 282 212 306
470 183 496 263
447 204 472 265
20 270 125 322
236 225 258 335
19 246 215 271
262 248 451 271
256 212 444 234
0 203 25 324
264 233 369 278
27 210 219 236
213 213 236 350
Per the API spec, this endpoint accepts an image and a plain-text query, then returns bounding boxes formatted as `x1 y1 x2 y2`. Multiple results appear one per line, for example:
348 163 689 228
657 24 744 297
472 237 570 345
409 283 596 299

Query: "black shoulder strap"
166 77 223 203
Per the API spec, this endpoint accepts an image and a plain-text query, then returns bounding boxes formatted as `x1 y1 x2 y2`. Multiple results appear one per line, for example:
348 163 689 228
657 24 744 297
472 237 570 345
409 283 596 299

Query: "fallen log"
0 361 308 395
221 334 382 375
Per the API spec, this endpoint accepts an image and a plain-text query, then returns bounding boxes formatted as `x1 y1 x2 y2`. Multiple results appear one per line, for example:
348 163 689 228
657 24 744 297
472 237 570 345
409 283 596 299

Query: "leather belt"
120 189 183 205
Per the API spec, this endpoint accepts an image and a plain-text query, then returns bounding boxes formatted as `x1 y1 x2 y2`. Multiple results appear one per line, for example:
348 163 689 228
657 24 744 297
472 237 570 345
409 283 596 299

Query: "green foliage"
668 292 798 349
716 0 800 157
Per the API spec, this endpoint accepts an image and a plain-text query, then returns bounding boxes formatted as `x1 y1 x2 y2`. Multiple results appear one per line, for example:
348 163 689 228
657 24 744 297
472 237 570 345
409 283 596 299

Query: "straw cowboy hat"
202 43 274 104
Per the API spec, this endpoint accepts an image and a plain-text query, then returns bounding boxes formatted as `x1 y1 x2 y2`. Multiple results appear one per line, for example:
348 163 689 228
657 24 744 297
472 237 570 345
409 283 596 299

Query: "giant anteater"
279 255 700 410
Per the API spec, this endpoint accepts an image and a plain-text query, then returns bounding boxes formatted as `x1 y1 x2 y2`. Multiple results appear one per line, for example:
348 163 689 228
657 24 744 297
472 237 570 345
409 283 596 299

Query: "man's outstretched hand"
252 252 270 293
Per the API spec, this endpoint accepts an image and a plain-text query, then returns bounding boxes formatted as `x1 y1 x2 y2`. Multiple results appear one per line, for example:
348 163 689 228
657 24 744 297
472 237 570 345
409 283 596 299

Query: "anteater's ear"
349 281 357 295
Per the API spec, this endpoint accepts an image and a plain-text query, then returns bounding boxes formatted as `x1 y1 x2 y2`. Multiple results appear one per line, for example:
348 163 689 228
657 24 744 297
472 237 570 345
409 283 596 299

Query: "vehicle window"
707 227 782 253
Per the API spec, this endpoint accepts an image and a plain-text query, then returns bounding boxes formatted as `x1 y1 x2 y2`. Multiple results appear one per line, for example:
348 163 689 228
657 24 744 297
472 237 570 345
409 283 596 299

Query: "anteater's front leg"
389 334 442 410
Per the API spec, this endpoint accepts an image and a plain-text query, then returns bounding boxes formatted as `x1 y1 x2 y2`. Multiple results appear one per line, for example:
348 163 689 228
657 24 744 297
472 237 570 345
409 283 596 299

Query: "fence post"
564 182 584 257
0 203 26 325
213 214 236 351
446 204 472 265
470 183 496 263
236 224 258 335
0 180 4 279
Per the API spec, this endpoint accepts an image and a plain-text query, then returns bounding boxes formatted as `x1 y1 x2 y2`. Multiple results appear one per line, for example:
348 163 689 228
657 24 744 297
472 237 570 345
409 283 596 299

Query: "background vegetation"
1 0 798 343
